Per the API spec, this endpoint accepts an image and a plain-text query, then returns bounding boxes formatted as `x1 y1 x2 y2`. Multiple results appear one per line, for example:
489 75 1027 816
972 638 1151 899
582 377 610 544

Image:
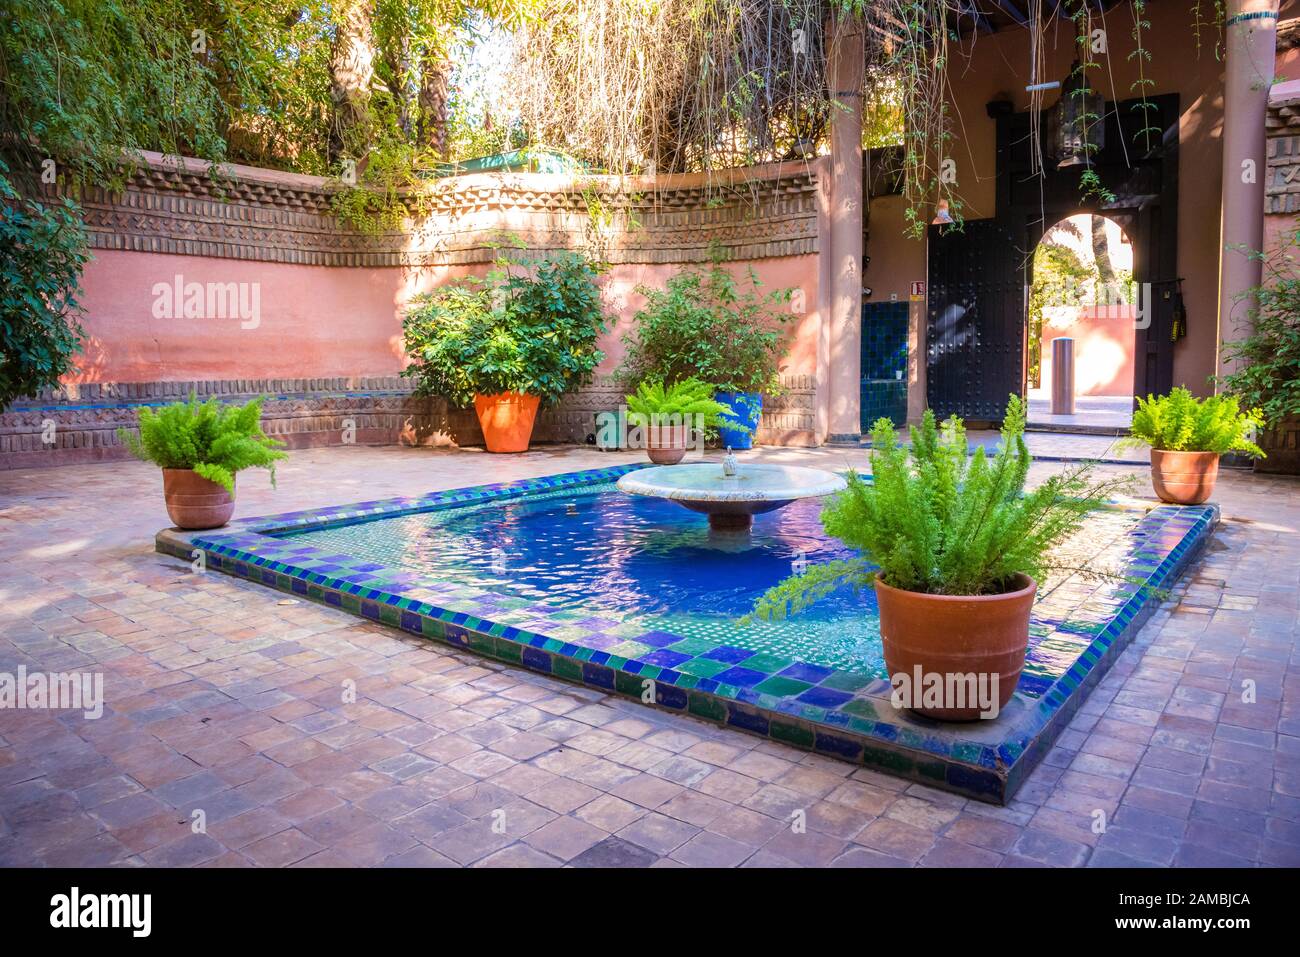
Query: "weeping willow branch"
509 0 966 237
509 0 828 174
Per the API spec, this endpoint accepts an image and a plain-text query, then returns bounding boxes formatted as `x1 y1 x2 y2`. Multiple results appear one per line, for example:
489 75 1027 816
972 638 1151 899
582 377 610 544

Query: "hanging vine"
1128 0 1159 152
1068 1 1114 204
509 0 965 235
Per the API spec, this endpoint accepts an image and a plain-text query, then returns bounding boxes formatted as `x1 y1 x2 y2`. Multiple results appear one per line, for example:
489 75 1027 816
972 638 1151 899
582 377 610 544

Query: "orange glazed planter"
162 469 235 530
875 574 1037 721
474 392 540 453
1149 449 1220 505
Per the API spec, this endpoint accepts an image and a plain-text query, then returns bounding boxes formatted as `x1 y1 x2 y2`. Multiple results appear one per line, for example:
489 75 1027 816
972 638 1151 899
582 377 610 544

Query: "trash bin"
1050 337 1075 415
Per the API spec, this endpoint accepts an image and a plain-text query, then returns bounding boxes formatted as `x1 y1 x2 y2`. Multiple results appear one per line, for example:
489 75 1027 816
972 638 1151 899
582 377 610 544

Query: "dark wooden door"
994 93 1181 404
926 218 1028 423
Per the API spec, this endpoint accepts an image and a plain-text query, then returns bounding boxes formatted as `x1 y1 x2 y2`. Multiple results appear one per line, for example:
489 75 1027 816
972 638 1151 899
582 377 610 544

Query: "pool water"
281 483 889 675
278 480 1145 689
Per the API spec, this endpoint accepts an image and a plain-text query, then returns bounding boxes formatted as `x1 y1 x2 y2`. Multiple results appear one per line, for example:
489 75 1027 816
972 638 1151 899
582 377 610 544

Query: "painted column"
1217 0 1279 380
826 14 864 440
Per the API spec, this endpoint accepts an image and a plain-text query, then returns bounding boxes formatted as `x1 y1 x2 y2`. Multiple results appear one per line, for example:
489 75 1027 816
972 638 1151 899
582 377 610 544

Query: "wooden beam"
994 0 1030 25
960 2 996 34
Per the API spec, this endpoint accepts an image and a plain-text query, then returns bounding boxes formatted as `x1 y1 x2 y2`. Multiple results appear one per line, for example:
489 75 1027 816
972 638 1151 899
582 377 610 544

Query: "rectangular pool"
157 464 1217 803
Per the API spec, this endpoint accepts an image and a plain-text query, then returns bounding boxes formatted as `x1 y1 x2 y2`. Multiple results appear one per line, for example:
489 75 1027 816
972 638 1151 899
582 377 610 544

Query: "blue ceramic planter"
715 391 762 449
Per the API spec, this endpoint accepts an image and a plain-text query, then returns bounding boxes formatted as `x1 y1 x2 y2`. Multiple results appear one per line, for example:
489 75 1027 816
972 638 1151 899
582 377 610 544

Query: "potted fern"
624 378 744 464
751 395 1124 720
1128 387 1264 505
120 396 286 529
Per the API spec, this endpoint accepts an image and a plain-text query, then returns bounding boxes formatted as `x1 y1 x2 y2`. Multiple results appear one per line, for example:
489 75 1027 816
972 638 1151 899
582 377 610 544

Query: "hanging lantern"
1048 60 1105 169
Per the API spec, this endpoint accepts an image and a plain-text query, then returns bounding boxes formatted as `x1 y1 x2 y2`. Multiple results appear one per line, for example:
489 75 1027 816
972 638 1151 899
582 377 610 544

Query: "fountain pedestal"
616 462 846 531
705 511 757 531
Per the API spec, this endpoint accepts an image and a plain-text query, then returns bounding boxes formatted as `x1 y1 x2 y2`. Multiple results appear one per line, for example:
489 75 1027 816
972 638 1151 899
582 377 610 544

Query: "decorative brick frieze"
1 373 820 468
1266 130 1300 213
70 154 820 268
1256 414 1300 474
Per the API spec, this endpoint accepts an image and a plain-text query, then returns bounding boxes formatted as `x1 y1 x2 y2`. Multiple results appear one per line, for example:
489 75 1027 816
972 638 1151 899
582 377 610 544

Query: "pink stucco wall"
72 250 820 386
1039 306 1137 398
74 252 411 383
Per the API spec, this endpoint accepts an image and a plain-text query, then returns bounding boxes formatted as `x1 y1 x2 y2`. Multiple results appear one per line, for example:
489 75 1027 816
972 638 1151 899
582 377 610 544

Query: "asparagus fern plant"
750 395 1128 620
120 395 286 496
1128 387 1264 458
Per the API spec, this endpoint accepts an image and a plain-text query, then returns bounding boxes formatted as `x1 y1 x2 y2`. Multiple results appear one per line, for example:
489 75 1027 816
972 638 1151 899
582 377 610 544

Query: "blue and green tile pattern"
155 465 1217 804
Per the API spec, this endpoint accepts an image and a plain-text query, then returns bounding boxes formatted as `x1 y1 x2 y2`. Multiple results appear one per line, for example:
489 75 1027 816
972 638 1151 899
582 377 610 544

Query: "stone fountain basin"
617 463 847 528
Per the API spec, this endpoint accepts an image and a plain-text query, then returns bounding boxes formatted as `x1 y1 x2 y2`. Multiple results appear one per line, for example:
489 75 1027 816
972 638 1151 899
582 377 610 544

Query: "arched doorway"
925 93 1179 427
1027 213 1136 429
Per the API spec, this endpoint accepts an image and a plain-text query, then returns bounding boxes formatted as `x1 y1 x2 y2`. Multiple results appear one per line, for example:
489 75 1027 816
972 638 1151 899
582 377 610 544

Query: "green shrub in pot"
402 251 609 451
615 262 793 392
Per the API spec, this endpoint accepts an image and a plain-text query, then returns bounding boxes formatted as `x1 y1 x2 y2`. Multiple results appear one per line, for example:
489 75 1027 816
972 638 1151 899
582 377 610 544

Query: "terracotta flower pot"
875 574 1037 721
162 468 235 530
1150 449 1220 505
474 392 540 453
645 421 691 465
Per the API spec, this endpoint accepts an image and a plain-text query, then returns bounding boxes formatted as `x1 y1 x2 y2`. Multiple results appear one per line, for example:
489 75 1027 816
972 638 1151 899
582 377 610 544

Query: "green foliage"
120 396 287 496
750 395 1126 618
624 377 744 438
1028 239 1091 388
1078 167 1116 206
330 139 432 234
1027 223 1134 388
1219 229 1300 430
1129 387 1265 458
0 163 88 408
616 261 793 395
402 251 608 407
0 0 230 189
0 1 535 188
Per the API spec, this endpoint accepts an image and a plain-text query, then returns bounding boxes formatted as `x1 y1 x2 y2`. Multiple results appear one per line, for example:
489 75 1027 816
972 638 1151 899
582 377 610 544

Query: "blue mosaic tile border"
155 465 1218 804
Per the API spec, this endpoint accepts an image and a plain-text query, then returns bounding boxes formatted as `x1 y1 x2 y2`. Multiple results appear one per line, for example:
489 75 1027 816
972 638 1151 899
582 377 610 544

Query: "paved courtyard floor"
1028 391 1134 431
1 442 1298 868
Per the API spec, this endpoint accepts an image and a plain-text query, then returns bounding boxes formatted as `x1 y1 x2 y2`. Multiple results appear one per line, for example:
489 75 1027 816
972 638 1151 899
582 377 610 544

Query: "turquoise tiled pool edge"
155 465 1219 805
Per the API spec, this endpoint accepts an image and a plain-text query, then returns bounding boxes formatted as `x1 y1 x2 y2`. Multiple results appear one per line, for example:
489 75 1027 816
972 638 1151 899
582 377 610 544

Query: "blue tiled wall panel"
861 301 909 380
862 380 908 430
861 301 909 430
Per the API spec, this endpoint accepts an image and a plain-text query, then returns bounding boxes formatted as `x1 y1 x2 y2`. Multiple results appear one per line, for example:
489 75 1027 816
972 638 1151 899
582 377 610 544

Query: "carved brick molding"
1256 414 1300 474
1278 17 1300 51
71 153 820 268
1266 131 1300 212
1 373 820 468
